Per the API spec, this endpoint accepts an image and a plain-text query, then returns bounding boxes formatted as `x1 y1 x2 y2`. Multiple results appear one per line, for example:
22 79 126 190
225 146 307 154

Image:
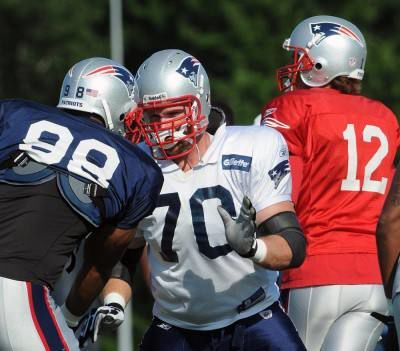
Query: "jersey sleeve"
116 157 163 229
249 128 292 211
261 95 306 157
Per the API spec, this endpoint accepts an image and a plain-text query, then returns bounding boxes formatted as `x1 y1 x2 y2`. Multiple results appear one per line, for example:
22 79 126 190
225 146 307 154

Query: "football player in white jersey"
80 49 307 350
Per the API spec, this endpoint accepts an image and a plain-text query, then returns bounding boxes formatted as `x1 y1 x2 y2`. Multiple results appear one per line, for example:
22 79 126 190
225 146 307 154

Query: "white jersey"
138 124 292 330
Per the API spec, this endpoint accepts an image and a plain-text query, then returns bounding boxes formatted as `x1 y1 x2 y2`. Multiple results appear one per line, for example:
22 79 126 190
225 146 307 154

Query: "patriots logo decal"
176 56 200 87
268 160 290 189
310 22 364 47
84 65 136 96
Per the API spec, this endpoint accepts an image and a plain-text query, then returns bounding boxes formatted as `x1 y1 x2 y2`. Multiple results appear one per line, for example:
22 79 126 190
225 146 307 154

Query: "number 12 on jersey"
341 123 388 194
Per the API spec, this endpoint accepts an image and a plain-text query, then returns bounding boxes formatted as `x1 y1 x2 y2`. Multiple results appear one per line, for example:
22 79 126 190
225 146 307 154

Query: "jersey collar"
156 124 226 172
198 124 226 165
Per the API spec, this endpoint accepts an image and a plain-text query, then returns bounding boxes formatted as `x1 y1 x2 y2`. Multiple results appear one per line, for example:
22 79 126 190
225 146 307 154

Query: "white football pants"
287 284 388 351
0 276 79 350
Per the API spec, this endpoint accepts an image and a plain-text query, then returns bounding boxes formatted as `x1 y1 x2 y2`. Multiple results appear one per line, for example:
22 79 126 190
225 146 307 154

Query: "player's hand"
217 196 257 257
78 303 124 347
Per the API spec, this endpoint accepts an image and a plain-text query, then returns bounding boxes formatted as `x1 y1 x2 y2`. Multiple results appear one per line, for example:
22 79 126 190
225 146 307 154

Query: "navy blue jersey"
0 99 163 228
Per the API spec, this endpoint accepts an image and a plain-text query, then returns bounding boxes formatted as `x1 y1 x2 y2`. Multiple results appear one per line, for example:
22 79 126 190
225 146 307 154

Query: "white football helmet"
57 57 138 135
126 49 211 160
276 15 367 91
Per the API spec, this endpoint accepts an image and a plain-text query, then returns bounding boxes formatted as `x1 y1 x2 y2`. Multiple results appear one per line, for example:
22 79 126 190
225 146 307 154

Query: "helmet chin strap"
185 142 201 170
101 99 114 132
194 142 201 163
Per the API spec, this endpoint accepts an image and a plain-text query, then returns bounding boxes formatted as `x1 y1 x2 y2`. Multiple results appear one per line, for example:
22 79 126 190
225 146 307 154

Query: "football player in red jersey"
260 15 399 351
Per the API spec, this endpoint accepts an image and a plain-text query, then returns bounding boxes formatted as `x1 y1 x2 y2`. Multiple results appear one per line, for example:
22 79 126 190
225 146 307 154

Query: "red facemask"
276 46 314 92
125 95 207 160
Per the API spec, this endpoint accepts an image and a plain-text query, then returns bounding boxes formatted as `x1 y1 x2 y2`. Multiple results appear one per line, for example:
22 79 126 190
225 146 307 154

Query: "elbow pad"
257 211 306 268
110 246 145 287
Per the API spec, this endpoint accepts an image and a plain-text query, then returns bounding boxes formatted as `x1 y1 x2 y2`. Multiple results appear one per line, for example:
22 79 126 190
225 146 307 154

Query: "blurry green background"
1 0 399 123
1 0 399 349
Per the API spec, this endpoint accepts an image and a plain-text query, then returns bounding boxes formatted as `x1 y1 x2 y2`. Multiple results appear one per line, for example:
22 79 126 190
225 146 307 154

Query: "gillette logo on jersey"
176 57 200 87
84 65 136 95
310 22 364 47
268 160 290 189
222 155 252 172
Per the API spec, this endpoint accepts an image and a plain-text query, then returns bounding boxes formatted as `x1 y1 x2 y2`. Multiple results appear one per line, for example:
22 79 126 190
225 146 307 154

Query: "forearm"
99 243 144 308
377 166 400 297
377 208 400 298
220 198 306 270
101 278 132 307
255 235 293 270
254 210 306 269
64 226 136 317
65 263 109 316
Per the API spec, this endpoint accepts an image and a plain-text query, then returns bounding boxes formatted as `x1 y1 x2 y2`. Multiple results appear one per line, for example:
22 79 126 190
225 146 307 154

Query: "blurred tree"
123 0 400 122
0 0 109 104
0 0 399 121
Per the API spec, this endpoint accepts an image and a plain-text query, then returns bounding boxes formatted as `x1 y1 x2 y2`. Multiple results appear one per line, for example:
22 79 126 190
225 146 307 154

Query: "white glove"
78 303 124 347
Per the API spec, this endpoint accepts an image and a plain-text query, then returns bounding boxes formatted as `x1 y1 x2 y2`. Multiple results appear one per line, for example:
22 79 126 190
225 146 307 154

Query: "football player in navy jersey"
0 57 163 351
80 49 307 350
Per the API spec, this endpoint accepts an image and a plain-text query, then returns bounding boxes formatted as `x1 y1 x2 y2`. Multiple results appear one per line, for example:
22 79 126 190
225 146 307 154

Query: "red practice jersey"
261 88 400 288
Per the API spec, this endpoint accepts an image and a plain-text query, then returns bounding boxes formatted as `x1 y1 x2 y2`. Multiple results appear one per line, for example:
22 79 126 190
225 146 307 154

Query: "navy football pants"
140 302 306 351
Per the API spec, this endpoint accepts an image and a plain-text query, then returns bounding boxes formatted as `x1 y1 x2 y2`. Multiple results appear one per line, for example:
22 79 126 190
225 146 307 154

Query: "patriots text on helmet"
60 99 83 108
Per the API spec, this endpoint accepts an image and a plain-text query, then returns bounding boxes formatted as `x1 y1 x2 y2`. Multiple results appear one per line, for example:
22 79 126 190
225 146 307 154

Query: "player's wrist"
61 303 83 328
103 292 126 310
250 239 268 264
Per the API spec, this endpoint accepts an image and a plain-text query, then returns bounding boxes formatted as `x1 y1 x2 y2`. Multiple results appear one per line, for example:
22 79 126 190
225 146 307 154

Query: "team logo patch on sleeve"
268 160 290 188
222 154 252 172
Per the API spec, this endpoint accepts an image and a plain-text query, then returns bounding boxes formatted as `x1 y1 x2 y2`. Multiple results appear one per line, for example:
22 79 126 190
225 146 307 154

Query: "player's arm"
74 237 146 346
377 164 400 298
102 234 146 304
262 99 306 205
61 224 136 327
218 197 306 270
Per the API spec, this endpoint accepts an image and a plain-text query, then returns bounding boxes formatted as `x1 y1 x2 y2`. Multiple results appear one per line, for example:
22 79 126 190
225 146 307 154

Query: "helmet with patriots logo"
276 15 367 91
57 57 138 135
126 49 211 160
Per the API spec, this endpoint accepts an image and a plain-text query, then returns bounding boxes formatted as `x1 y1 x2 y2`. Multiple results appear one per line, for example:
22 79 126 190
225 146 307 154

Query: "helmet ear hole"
119 114 125 121
315 62 323 70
